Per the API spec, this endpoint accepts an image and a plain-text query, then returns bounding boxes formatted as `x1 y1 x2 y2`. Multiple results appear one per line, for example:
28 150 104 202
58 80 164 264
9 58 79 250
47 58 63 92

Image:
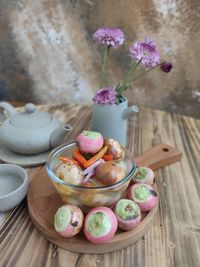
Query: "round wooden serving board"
27 168 158 254
28 144 182 254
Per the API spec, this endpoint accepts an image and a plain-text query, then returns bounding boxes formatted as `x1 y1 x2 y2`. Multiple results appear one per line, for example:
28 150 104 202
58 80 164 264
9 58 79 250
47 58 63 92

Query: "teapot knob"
25 103 36 113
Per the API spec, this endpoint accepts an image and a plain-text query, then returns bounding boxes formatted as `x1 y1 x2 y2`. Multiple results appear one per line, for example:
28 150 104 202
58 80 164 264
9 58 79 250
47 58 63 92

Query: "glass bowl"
46 142 136 213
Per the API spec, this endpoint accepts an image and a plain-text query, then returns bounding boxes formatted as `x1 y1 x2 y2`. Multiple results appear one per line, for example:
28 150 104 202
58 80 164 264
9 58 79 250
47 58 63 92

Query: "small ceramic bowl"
0 164 28 212
46 142 136 213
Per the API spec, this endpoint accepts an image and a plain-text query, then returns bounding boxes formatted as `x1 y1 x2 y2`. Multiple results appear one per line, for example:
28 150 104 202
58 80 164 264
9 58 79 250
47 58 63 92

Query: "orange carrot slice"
83 146 108 168
73 149 87 166
59 156 78 165
102 154 113 161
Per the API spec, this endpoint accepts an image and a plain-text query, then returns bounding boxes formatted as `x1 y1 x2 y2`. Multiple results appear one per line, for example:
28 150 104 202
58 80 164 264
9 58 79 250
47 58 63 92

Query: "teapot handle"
0 102 16 117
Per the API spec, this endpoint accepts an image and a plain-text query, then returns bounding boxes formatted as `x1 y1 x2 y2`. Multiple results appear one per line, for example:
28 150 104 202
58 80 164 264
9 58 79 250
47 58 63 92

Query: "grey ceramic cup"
92 98 139 146
0 164 29 212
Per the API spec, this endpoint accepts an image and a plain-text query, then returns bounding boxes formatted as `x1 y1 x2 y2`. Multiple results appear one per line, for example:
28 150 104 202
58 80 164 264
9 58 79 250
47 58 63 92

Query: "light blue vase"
92 98 139 146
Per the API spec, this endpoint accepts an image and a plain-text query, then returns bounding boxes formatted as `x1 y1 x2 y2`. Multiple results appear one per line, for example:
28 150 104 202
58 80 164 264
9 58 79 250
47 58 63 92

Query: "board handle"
135 143 182 171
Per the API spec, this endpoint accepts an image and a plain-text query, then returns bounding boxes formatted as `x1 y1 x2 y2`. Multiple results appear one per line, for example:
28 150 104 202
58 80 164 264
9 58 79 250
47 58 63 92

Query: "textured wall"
0 0 200 117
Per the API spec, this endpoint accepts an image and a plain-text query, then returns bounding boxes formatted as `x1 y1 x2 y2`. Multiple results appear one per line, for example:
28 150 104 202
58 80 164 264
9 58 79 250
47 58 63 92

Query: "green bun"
54 206 71 232
133 167 148 181
82 131 101 140
85 211 112 237
116 199 140 220
134 185 151 202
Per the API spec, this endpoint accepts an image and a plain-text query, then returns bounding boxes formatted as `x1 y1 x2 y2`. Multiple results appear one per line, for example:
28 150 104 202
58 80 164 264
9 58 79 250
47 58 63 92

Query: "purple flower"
93 87 117 104
160 62 173 73
93 27 125 48
129 37 160 67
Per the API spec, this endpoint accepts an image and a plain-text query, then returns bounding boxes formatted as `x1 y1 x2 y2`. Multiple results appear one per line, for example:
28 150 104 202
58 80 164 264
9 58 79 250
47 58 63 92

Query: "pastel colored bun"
54 204 84 237
114 199 141 231
83 207 118 243
76 131 104 154
128 184 158 212
131 167 155 185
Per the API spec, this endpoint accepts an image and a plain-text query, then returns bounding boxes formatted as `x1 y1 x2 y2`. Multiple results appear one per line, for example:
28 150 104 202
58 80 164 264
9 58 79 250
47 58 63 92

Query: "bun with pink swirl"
76 131 104 154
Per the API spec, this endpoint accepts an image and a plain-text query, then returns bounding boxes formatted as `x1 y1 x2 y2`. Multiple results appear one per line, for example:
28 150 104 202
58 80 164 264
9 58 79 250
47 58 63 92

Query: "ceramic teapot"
0 102 72 155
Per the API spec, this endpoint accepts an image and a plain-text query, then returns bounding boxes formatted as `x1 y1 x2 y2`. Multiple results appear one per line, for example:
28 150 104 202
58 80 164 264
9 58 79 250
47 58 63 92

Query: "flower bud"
160 62 173 73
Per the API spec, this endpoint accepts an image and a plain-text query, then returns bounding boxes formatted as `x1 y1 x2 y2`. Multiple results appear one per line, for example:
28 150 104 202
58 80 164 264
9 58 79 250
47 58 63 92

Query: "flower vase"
92 98 138 146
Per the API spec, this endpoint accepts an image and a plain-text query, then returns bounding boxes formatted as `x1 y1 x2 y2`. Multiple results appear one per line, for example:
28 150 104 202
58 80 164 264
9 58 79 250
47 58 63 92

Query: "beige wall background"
0 0 200 117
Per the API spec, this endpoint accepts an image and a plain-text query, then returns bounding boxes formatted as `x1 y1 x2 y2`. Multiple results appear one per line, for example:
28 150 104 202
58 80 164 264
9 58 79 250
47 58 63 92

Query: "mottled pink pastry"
76 131 104 154
114 199 141 231
54 204 84 237
128 184 158 212
131 167 155 185
83 207 118 243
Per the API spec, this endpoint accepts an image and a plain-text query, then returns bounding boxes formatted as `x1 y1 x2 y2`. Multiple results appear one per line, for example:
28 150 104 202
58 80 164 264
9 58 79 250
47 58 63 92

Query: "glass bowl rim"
46 141 136 191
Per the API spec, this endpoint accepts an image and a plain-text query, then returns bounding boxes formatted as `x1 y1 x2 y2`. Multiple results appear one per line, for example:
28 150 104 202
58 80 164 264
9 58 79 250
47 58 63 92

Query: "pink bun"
128 184 158 212
54 204 84 237
116 215 141 231
84 207 117 243
76 131 104 154
113 199 141 231
138 196 157 212
59 224 74 237
130 167 155 186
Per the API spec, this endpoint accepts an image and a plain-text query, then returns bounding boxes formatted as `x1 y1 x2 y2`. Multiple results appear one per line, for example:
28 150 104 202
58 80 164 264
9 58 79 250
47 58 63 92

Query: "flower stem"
116 59 142 97
100 45 110 88
124 60 138 84
128 64 161 83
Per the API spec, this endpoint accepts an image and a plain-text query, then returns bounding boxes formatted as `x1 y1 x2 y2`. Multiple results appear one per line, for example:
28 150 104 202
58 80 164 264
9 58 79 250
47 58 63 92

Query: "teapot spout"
50 124 72 148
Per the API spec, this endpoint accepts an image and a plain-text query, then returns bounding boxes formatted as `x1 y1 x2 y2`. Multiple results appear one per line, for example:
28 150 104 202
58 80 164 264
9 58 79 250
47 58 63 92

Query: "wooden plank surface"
0 104 200 267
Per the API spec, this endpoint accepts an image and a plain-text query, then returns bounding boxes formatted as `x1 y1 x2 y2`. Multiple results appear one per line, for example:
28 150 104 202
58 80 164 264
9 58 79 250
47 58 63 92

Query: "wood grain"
135 143 182 170
0 104 200 267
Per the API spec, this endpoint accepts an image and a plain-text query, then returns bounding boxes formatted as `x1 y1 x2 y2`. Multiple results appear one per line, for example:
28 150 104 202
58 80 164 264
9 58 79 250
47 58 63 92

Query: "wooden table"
0 104 200 267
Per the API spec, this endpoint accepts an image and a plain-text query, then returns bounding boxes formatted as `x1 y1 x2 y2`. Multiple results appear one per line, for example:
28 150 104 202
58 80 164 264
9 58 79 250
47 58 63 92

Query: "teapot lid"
10 103 52 128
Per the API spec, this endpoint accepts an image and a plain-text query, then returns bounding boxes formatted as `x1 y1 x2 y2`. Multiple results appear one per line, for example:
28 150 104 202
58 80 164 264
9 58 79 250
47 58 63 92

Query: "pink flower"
129 37 160 67
93 27 125 48
93 87 117 104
